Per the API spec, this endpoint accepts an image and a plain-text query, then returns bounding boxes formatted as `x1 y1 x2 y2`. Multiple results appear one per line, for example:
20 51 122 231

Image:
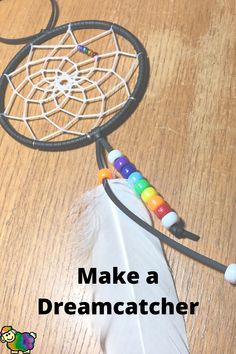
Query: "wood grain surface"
0 0 235 353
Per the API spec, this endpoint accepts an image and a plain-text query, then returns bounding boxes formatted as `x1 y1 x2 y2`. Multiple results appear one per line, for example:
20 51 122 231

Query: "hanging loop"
0 0 59 45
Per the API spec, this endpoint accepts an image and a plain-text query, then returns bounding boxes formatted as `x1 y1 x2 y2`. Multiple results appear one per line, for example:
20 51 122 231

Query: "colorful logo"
0 326 37 353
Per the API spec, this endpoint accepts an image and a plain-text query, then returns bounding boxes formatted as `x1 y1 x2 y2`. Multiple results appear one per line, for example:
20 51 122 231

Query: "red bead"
154 202 172 219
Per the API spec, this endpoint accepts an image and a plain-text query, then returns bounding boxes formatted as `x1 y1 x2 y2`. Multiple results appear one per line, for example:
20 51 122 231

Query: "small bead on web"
3 25 139 142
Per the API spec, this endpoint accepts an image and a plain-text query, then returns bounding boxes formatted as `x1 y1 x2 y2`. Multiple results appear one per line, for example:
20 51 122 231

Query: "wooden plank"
0 0 235 353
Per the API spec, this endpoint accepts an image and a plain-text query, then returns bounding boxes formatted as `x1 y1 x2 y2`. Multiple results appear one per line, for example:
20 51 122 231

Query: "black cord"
96 138 227 274
0 0 59 45
47 0 59 30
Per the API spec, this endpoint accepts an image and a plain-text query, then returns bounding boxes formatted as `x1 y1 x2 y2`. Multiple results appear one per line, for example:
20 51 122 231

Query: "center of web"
54 72 75 92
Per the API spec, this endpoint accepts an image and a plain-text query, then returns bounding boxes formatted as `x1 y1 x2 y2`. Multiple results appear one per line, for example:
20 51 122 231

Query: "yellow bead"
141 187 158 203
98 168 113 184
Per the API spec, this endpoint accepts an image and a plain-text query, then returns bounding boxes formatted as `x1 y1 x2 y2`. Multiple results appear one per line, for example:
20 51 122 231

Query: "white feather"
70 179 189 354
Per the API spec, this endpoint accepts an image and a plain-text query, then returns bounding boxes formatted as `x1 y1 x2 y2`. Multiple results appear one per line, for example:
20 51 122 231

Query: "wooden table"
0 0 235 353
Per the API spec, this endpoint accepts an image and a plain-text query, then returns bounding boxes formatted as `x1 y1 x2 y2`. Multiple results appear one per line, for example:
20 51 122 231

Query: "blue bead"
128 171 143 187
121 163 136 179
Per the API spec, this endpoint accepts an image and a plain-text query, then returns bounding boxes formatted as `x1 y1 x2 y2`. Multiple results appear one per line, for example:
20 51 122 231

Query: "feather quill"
70 179 189 354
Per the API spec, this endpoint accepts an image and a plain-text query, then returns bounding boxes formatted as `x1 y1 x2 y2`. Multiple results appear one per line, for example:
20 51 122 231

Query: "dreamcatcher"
0 2 235 354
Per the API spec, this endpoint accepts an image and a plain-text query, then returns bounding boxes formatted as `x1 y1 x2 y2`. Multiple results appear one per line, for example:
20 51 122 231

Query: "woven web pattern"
4 25 139 141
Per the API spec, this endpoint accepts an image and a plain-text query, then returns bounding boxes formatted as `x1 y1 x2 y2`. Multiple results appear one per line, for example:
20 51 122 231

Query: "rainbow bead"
141 187 158 203
121 163 136 179
147 195 165 211
114 156 129 172
128 171 143 187
98 168 113 184
154 202 172 219
134 179 150 195
77 45 98 58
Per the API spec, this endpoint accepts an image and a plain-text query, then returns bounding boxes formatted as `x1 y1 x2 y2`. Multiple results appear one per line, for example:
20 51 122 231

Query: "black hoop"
0 20 149 151
0 0 59 45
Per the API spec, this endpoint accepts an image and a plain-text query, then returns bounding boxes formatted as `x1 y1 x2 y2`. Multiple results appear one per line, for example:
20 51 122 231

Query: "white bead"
161 211 179 229
108 150 122 164
224 264 236 285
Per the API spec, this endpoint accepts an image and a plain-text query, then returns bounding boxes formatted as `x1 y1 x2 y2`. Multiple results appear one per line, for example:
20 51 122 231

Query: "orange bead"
98 168 113 184
147 194 165 212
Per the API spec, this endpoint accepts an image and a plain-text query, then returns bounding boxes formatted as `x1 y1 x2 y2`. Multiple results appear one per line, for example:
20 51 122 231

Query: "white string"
4 25 139 141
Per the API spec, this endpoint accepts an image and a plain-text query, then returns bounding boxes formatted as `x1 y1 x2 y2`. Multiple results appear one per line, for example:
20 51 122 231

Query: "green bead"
134 179 150 195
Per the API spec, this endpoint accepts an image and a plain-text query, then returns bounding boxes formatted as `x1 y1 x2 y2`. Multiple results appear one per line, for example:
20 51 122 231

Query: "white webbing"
4 25 139 141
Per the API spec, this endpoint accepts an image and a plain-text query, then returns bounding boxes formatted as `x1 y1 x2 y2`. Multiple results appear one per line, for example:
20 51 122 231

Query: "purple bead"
121 163 136 179
114 156 129 172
